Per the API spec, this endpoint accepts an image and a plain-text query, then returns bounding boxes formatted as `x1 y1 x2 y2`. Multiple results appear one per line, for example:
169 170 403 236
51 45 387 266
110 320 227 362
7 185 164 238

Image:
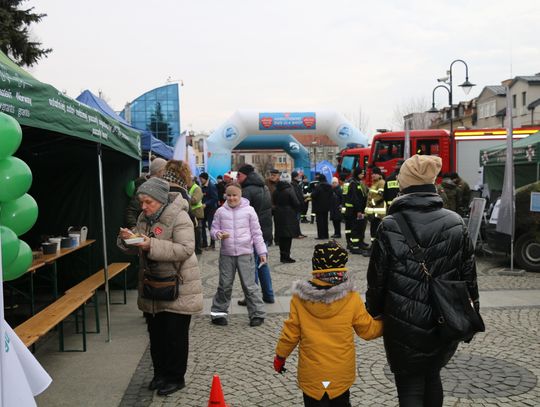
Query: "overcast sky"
26 0 540 137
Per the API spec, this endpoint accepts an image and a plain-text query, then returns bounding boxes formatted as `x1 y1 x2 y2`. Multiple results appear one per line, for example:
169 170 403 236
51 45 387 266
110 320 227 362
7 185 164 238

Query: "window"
415 139 440 156
373 140 404 162
489 101 496 117
513 94 517 109
278 156 287 163
340 155 358 176
522 91 527 106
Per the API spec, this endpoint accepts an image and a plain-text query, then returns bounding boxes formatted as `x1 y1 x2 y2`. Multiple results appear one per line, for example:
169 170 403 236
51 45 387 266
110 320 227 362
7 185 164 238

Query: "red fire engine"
338 127 540 187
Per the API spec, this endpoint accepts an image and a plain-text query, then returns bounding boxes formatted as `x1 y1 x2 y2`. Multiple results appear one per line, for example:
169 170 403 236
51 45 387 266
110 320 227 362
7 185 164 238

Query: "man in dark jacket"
383 160 403 207
272 175 302 262
343 167 368 254
290 171 306 238
311 173 333 239
237 164 275 303
199 172 219 250
366 155 479 406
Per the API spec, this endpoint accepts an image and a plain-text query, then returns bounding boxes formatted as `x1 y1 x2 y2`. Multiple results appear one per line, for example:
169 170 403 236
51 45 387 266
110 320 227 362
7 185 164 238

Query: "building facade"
510 74 540 127
475 85 507 128
121 83 180 145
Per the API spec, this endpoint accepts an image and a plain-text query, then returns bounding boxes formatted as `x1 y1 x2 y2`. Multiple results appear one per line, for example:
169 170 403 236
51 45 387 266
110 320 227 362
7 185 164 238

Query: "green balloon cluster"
0 113 37 281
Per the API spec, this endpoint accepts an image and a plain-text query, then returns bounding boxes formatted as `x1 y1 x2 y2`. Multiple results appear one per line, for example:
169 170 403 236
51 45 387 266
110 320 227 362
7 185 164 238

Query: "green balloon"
3 239 32 281
125 179 135 197
0 193 38 236
0 156 32 202
0 225 19 268
0 113 22 160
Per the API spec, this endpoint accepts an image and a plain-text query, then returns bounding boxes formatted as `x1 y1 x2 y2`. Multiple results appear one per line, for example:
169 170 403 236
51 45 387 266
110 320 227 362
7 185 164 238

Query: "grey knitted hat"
137 177 170 204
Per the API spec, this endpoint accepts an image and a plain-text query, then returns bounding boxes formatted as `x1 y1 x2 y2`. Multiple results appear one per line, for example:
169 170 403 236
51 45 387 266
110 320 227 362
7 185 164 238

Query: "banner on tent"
0 51 140 159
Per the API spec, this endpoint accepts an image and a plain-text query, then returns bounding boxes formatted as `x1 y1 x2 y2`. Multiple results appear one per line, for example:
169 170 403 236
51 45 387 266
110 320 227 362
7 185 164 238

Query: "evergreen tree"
0 0 52 66
147 102 172 144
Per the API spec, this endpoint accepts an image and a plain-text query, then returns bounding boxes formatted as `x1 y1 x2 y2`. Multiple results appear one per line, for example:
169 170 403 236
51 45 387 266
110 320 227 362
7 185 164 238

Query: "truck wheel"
515 233 540 272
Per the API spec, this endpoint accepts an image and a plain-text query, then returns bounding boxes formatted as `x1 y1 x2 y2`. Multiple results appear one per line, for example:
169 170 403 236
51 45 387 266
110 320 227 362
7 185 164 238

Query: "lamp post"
428 59 475 172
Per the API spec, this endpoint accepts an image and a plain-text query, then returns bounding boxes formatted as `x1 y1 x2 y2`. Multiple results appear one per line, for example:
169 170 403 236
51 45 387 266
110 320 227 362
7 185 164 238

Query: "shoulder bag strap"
393 212 431 279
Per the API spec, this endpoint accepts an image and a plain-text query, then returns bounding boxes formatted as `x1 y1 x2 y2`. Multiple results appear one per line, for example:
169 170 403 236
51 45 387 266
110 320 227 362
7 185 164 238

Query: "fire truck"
335 145 370 180
338 127 540 187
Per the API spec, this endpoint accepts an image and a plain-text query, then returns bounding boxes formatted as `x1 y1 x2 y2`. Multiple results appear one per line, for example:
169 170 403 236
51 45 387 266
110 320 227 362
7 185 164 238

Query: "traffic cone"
208 374 228 407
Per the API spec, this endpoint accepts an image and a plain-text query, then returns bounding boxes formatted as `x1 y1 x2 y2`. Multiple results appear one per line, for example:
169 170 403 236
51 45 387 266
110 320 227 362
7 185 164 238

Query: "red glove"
273 355 286 374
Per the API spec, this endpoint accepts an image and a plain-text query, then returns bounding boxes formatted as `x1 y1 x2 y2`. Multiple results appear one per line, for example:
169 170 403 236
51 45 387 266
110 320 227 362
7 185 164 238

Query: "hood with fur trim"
291 278 356 319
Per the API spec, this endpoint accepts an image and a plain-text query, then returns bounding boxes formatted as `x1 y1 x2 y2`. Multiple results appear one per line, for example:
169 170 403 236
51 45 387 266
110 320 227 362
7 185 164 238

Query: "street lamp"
429 59 475 172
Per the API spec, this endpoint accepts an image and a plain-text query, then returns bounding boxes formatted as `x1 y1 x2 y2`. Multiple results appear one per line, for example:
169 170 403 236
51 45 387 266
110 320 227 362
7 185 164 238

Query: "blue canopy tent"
311 160 336 182
76 90 173 161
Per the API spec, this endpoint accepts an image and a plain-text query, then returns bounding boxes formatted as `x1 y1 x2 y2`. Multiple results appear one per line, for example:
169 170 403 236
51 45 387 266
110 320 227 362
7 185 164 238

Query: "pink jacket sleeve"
210 208 223 240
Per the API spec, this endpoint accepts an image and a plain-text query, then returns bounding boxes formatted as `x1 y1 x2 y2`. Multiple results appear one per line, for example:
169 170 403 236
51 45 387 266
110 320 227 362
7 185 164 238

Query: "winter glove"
273 355 286 374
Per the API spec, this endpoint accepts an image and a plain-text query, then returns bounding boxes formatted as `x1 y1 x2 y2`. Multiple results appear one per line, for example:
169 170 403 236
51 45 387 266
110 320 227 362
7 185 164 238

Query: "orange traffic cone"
208 374 228 407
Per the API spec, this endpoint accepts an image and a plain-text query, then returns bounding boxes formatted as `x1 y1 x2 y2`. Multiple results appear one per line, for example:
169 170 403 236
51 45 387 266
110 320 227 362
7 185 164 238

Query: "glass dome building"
121 83 180 146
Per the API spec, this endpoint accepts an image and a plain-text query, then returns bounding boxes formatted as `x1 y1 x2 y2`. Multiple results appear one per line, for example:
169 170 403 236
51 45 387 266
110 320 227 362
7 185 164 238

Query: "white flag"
187 145 197 176
173 131 187 161
1 235 52 406
496 86 515 236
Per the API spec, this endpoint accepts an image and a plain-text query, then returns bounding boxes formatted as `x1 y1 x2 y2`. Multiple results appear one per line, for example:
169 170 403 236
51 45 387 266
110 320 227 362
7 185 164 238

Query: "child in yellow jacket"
274 241 383 406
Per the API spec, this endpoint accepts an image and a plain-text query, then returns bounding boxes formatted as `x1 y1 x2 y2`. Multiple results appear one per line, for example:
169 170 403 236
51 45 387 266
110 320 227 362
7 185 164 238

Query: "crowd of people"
117 156 480 406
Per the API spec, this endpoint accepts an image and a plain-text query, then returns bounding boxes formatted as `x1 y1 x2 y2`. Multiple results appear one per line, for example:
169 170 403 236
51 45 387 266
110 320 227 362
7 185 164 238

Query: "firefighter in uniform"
342 167 368 254
364 166 386 254
383 160 403 208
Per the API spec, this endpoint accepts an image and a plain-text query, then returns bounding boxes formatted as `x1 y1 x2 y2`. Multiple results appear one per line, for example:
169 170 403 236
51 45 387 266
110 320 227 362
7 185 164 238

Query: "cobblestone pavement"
121 223 540 406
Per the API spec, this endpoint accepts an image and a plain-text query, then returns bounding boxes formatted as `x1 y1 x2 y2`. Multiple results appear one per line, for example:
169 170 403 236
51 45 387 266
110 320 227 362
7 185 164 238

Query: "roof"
477 85 506 101
486 85 506 95
528 97 540 110
511 75 540 86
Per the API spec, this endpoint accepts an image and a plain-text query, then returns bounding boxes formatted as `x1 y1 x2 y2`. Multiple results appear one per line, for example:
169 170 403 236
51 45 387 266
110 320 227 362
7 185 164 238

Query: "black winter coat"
311 181 333 214
273 181 302 238
241 172 273 242
366 186 479 374
329 185 343 221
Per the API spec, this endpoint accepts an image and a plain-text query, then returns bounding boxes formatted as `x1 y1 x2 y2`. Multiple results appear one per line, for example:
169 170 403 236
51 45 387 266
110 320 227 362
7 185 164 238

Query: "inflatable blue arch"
206 110 368 179
236 135 310 175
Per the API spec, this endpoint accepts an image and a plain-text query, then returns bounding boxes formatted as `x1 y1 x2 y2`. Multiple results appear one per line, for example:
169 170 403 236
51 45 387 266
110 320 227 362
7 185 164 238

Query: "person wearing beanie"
137 177 170 205
124 158 167 228
275 241 383 405
149 157 167 178
118 174 203 397
366 154 479 406
237 164 255 176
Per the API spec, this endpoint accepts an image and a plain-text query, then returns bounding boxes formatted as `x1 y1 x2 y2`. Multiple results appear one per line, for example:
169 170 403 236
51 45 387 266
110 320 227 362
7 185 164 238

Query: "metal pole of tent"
0 234 6 407
97 143 112 341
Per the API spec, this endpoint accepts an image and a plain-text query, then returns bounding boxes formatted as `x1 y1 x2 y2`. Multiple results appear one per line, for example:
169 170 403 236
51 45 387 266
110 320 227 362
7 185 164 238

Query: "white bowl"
124 237 144 245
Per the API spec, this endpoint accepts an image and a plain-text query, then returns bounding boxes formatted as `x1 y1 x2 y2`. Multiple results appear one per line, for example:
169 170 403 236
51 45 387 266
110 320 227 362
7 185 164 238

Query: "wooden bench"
14 262 130 351
14 290 94 350
66 262 131 334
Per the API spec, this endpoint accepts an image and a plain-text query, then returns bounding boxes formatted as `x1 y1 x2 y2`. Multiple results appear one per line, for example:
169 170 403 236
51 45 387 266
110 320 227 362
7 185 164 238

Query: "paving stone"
117 223 540 406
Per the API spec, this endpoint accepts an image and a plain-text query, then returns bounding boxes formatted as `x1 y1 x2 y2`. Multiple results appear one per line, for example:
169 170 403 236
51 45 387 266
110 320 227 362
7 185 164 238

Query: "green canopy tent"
0 51 141 340
480 131 540 193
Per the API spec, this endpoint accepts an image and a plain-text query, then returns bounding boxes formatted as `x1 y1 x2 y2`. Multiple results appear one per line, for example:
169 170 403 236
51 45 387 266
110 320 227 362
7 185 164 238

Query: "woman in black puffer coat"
366 155 479 407
273 178 302 262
